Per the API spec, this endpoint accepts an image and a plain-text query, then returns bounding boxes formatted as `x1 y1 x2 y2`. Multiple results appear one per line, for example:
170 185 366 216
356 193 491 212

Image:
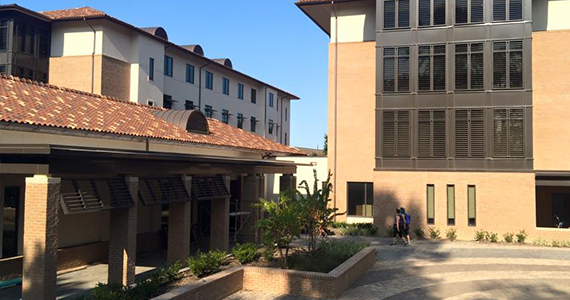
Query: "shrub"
488 232 499 243
90 283 126 300
188 250 227 277
355 223 378 236
261 243 276 261
428 227 441 239
446 228 457 241
233 243 258 264
474 229 487 242
386 226 394 237
331 221 349 228
338 223 377 236
533 238 549 246
288 240 368 273
414 228 425 239
552 240 562 248
503 232 515 243
516 230 528 243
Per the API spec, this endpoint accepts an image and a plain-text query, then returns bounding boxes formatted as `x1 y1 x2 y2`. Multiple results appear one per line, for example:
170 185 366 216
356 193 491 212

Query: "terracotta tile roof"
40 6 105 19
0 75 304 155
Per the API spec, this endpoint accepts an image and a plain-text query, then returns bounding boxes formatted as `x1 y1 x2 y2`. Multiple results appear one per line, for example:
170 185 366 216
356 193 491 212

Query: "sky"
11 0 330 149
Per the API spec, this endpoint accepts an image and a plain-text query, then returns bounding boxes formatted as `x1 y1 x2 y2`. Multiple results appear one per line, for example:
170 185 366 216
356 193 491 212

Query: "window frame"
251 88 257 103
493 40 524 90
427 184 435 224
268 119 274 135
347 182 374 217
250 117 257 133
455 109 486 158
493 108 525 158
455 0 484 24
204 105 213 118
222 109 230 124
418 44 447 92
418 0 446 27
493 0 523 22
383 0 411 29
285 108 288 121
222 78 230 95
468 185 477 226
205 71 214 90
447 185 455 226
148 57 154 81
382 110 411 158
238 83 244 100
418 110 447 158
163 94 173 109
0 20 8 51
455 42 484 91
269 93 274 107
237 113 244 129
164 55 173 77
383 46 410 93
185 100 194 110
185 64 195 84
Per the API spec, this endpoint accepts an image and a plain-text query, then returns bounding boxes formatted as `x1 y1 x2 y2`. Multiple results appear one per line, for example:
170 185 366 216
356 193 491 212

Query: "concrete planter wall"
151 247 376 300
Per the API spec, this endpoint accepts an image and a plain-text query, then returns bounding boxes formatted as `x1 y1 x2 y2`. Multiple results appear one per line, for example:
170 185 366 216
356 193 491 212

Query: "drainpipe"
198 62 211 111
264 87 268 138
83 18 96 93
279 96 284 143
332 1 339 219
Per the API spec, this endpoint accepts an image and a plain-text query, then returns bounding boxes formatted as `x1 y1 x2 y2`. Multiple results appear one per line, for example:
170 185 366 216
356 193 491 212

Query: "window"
186 64 195 83
285 108 288 121
222 78 230 95
347 182 373 217
447 185 455 226
250 117 257 133
147 99 155 106
455 43 484 90
0 65 6 73
384 0 410 29
418 45 446 91
427 185 435 224
185 100 194 110
163 95 173 109
418 110 446 158
468 185 476 226
17 24 34 54
268 119 274 135
2 187 20 258
237 113 244 129
493 108 524 157
251 88 257 103
0 20 8 51
382 110 410 157
269 93 274 107
205 105 213 118
455 109 485 158
222 109 230 124
39 32 50 59
419 0 446 26
493 40 523 89
456 0 484 24
149 58 155 81
285 132 288 145
277 98 279 111
493 0 523 21
383 47 410 92
205 71 214 90
238 84 244 100
164 55 173 77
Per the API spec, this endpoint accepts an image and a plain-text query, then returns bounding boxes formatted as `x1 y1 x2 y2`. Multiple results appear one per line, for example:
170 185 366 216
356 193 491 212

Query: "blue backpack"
404 213 411 224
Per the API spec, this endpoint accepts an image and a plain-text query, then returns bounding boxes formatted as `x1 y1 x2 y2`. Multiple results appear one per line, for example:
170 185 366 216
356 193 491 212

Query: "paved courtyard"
225 237 570 300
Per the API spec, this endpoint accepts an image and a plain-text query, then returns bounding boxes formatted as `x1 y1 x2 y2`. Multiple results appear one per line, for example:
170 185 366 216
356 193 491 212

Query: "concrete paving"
225 237 570 300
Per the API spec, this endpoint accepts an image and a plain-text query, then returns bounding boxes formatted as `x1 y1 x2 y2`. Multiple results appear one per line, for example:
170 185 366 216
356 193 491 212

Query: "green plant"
331 221 349 228
355 223 378 235
475 229 487 242
90 283 126 300
187 250 227 277
261 243 276 261
339 223 377 236
428 227 441 239
552 240 562 247
287 240 368 273
533 238 549 246
488 232 499 243
386 226 395 237
516 230 528 243
233 243 258 264
503 232 515 243
446 228 457 241
414 228 425 239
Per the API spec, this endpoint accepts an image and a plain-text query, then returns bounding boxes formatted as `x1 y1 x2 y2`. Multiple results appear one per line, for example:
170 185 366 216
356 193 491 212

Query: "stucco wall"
532 30 570 171
328 41 376 221
267 156 328 200
330 2 376 43
532 0 570 31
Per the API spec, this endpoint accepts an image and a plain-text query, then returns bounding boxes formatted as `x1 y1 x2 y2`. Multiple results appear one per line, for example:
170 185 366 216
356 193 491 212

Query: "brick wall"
101 55 131 102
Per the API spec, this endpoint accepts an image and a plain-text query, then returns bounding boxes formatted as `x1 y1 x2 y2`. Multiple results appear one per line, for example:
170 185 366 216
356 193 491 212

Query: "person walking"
400 207 411 246
390 209 407 246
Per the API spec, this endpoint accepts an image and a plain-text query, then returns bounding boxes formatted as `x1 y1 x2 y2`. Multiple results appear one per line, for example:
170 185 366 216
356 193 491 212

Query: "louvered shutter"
418 47 431 91
192 176 230 201
419 0 431 26
456 0 468 23
398 48 410 91
509 0 523 20
508 108 524 157
384 0 396 28
397 111 410 157
493 42 507 88
433 111 447 157
434 0 446 25
493 109 509 157
138 177 191 206
471 0 484 22
455 110 469 157
509 44 523 88
398 0 410 27
418 111 432 157
470 45 484 89
455 50 468 89
433 46 446 91
470 109 485 157
382 111 396 157
494 0 506 21
384 56 395 92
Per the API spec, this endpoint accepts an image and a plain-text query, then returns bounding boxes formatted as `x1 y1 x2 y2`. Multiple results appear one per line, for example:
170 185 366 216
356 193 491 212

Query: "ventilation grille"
60 178 134 215
186 111 209 133
192 176 230 201
138 177 191 206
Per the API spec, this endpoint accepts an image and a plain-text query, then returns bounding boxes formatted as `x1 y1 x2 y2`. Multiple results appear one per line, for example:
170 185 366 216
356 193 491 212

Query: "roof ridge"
0 74 165 111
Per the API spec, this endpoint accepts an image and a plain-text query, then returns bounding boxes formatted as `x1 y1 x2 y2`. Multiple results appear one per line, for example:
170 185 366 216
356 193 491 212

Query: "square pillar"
22 175 60 300
167 176 191 265
279 174 297 194
210 176 230 252
239 174 262 244
108 176 138 286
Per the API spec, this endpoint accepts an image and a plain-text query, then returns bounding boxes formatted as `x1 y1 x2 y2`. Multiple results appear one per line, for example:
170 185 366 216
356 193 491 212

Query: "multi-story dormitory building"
0 4 297 145
297 0 570 240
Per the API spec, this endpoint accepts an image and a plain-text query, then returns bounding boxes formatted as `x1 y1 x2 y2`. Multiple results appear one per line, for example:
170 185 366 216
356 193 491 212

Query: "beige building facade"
298 0 570 241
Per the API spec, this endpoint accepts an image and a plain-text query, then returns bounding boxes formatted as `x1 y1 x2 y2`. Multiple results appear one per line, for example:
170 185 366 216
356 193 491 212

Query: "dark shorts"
403 224 410 236
392 225 402 238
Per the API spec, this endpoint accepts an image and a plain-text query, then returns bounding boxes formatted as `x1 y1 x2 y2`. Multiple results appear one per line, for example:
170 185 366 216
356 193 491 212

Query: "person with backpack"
390 209 407 246
400 207 411 246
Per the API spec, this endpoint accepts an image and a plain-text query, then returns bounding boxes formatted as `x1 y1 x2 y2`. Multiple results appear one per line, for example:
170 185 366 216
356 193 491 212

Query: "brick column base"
167 201 191 265
108 176 138 286
22 175 61 300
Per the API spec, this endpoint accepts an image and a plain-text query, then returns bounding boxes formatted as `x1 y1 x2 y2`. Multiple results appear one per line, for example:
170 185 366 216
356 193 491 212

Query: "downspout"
83 18 96 94
264 87 268 138
279 96 284 143
198 62 211 111
332 1 339 219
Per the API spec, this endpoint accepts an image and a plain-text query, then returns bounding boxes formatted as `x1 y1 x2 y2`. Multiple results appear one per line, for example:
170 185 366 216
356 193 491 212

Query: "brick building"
0 74 300 300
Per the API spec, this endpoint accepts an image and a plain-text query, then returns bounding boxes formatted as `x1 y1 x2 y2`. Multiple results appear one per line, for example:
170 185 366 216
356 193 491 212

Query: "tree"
297 170 343 251
323 134 328 156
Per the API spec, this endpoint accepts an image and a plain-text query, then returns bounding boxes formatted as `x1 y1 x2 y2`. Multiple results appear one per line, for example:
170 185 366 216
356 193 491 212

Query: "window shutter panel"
493 51 507 88
509 0 523 20
398 0 410 27
508 108 524 157
418 55 431 91
398 56 410 91
383 111 396 157
418 111 432 157
471 52 484 89
433 110 447 157
455 110 469 158
384 56 395 92
434 0 446 25
470 109 485 157
397 111 410 157
455 53 468 89
493 109 508 157
433 48 446 90
494 0 507 21
419 0 431 26
456 0 468 23
384 0 396 28
509 50 523 88
471 0 484 22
